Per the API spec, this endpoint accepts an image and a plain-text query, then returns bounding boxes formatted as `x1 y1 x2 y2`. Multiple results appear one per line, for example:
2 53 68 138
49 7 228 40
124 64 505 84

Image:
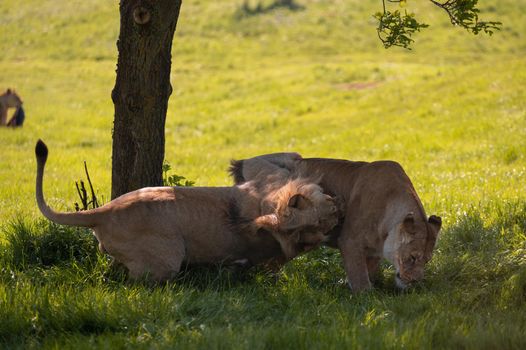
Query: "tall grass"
0 201 524 348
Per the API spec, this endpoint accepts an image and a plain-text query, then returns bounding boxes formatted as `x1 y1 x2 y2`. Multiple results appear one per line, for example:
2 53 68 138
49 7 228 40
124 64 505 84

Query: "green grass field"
1 0 525 348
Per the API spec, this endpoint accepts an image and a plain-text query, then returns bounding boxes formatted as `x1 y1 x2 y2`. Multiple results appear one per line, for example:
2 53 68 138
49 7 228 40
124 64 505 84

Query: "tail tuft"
229 159 245 184
35 139 48 161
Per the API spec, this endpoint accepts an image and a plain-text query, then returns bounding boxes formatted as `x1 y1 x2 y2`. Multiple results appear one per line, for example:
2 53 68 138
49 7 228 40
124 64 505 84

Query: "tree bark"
111 0 182 199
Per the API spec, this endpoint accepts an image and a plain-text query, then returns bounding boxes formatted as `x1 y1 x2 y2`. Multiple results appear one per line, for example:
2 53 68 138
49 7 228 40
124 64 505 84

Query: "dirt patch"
335 82 380 90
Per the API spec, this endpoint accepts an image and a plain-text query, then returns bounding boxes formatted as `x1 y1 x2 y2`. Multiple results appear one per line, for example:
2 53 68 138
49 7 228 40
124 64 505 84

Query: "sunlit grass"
0 0 525 348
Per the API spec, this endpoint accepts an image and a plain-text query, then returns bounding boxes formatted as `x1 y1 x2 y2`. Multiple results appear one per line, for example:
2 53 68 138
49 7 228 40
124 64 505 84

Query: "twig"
84 161 99 209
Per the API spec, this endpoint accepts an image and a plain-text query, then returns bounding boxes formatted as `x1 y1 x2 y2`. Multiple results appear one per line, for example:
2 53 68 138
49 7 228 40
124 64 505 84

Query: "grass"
0 0 525 348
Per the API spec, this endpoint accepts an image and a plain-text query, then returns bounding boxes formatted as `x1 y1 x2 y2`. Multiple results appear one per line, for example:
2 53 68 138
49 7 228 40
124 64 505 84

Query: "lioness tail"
228 159 245 185
35 140 99 228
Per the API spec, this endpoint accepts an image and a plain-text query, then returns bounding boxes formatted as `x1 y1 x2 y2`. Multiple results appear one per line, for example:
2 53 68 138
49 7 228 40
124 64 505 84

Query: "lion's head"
384 213 442 289
276 181 339 232
254 179 341 259
1 89 23 108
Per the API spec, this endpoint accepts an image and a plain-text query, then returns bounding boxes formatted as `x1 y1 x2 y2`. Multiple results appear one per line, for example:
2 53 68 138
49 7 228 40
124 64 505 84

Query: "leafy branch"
429 0 501 35
375 0 502 49
375 9 428 49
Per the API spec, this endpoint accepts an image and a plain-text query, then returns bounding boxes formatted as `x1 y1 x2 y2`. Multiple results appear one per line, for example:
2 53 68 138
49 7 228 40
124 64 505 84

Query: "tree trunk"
111 0 182 199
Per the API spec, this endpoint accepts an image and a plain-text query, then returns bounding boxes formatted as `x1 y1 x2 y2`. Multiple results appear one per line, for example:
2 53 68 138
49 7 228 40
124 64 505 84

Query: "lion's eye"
410 255 417 263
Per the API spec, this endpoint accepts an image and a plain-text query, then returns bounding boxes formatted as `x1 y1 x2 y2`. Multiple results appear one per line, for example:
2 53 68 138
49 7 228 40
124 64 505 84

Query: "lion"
35 140 340 281
230 153 442 292
0 89 23 126
231 154 341 261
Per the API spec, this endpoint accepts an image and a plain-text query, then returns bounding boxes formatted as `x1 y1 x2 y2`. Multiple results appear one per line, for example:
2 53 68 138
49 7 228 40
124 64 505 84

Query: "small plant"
74 161 102 211
162 161 195 187
73 161 192 210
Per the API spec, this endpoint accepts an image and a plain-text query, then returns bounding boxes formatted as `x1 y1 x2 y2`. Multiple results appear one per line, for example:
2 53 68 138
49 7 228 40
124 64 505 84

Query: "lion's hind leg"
126 234 186 282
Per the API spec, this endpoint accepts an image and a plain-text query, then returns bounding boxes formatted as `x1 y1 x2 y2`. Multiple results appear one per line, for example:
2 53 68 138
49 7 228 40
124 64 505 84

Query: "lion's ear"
288 194 311 210
254 214 279 231
403 212 416 234
428 215 442 235
6 88 11 94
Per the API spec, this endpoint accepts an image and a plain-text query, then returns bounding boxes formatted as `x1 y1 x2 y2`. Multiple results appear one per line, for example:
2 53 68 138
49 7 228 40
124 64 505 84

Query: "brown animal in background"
35 141 340 281
230 153 442 292
0 89 23 126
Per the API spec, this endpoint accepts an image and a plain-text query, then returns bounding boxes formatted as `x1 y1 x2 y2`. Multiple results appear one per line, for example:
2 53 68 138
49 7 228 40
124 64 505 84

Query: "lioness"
35 141 340 281
0 89 23 125
230 153 442 291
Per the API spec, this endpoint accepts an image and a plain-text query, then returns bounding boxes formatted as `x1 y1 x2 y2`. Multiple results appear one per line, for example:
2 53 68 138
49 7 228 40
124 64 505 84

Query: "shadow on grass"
425 202 526 308
1 218 98 268
0 217 277 290
0 206 524 347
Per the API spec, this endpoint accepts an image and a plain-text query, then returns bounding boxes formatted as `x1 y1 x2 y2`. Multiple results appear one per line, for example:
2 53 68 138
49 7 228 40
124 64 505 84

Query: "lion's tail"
35 140 100 228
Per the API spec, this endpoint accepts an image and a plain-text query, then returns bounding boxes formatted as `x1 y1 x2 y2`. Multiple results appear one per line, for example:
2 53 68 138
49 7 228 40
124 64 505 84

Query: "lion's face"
273 183 340 258
278 183 340 236
252 181 341 259
384 213 442 289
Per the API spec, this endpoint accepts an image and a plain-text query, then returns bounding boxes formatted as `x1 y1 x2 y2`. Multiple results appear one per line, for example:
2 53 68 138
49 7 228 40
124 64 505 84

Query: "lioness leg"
339 244 372 292
337 225 372 292
127 234 186 282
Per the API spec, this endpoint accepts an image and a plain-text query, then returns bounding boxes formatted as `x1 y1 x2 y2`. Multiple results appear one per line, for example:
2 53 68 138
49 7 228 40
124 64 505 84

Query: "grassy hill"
0 0 525 348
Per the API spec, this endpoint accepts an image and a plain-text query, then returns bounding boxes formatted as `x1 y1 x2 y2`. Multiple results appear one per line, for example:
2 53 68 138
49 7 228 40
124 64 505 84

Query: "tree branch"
376 0 502 49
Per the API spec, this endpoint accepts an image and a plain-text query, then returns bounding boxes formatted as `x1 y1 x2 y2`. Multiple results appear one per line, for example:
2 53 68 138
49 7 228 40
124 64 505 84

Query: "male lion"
230 153 442 292
35 141 340 281
0 89 23 126
231 153 341 261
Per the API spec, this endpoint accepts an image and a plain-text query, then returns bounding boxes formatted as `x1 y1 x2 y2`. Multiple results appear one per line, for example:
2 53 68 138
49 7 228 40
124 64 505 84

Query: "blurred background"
0 0 524 223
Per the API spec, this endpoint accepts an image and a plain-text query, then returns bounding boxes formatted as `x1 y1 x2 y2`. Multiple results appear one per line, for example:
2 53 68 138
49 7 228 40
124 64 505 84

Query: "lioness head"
384 213 442 289
1 89 23 107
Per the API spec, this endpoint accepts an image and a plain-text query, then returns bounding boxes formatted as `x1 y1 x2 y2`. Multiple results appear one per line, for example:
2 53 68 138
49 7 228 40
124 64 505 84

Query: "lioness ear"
7 88 11 94
403 212 416 234
288 194 311 210
428 215 442 233
254 214 279 231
